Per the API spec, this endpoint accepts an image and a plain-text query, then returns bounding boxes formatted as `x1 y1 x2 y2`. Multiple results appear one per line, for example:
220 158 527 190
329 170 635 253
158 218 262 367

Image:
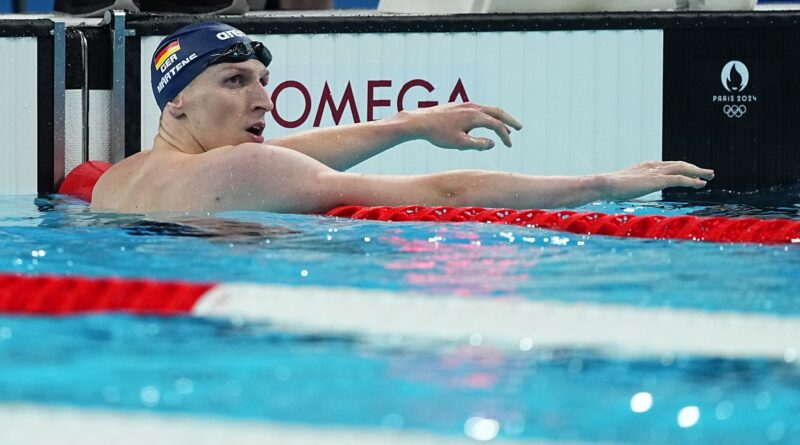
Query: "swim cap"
150 21 271 110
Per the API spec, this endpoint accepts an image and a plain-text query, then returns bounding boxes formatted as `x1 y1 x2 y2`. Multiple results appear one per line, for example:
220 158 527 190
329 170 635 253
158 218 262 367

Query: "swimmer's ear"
165 94 186 118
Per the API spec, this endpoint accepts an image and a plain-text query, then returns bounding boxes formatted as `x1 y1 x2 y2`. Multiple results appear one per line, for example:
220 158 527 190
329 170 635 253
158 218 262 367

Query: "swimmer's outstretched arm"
265 102 522 171
223 145 713 214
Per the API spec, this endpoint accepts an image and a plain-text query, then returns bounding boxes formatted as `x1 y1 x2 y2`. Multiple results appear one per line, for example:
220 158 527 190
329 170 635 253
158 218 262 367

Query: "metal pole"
52 21 66 190
109 10 126 163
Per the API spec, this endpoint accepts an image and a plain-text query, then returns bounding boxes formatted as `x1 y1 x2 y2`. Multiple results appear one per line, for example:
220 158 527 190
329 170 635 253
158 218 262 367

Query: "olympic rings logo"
723 104 747 118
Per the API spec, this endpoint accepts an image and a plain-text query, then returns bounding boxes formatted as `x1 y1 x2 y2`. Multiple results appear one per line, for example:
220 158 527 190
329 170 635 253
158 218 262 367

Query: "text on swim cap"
159 53 179 73
216 30 246 40
156 53 198 93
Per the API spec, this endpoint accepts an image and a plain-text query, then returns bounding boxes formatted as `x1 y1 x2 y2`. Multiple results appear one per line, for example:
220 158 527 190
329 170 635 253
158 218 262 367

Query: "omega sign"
712 60 757 119
269 78 470 128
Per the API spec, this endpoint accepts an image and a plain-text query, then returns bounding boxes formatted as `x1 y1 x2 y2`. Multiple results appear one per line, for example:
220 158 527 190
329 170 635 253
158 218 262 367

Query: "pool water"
0 191 799 444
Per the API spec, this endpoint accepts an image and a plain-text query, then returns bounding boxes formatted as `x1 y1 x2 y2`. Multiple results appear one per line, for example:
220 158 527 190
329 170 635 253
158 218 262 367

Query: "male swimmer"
91 22 714 213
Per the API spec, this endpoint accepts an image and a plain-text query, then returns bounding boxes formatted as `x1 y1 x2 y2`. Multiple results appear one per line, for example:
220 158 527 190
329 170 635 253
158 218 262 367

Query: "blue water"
2 194 799 315
1 193 799 443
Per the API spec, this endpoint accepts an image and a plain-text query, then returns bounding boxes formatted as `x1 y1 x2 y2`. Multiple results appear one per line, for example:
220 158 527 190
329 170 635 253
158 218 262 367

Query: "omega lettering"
270 78 471 129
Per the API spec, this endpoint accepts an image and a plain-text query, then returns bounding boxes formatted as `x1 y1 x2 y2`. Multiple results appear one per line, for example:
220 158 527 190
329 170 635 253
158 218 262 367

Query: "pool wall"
0 19 57 196
0 11 799 195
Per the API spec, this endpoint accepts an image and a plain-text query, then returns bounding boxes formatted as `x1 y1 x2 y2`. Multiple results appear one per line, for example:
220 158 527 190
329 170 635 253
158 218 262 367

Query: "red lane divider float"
326 206 800 244
58 161 113 202
59 161 800 244
0 274 210 315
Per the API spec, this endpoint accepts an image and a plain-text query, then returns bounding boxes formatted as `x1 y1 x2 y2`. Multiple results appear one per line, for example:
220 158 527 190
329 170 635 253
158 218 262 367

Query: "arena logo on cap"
155 40 181 71
216 30 246 40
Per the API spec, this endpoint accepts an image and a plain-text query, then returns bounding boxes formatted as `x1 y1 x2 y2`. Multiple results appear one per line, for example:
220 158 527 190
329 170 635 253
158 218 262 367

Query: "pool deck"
0 403 606 445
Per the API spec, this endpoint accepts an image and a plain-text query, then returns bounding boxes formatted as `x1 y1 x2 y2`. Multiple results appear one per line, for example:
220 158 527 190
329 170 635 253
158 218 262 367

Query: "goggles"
211 41 272 68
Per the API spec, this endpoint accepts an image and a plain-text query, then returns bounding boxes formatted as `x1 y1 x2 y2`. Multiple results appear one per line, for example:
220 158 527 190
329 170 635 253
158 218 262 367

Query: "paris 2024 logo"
713 60 757 119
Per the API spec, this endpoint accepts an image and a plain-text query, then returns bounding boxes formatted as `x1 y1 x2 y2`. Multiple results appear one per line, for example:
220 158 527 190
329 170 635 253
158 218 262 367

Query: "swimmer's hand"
404 102 523 151
600 161 715 201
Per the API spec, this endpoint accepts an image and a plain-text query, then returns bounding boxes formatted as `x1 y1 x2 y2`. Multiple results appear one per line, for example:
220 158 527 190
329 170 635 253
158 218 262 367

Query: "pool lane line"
326 205 800 245
0 273 210 315
196 283 800 360
1 273 799 360
0 403 587 445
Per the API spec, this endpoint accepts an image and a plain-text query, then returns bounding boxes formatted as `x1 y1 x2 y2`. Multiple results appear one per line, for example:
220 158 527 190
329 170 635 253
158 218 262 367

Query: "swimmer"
91 22 714 214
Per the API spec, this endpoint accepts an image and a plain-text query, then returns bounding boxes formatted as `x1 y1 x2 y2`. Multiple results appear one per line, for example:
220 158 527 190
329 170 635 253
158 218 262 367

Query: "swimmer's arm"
326 162 711 211
227 146 712 213
265 103 522 171
264 114 411 171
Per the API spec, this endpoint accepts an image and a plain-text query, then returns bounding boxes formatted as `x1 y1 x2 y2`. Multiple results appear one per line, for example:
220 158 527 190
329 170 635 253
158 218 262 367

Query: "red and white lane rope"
326 206 800 245
2 273 799 360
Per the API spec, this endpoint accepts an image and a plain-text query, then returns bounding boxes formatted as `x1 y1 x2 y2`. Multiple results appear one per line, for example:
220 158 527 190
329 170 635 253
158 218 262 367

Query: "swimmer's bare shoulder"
91 143 342 214
212 143 345 214
91 150 156 213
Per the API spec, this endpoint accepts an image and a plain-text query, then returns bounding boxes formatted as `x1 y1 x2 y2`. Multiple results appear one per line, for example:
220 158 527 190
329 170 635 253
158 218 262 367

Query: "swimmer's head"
150 21 272 111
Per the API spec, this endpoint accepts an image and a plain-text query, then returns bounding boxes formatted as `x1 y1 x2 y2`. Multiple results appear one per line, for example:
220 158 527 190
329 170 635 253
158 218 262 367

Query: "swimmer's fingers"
479 106 523 131
459 135 495 150
661 161 715 180
662 174 708 189
470 115 513 148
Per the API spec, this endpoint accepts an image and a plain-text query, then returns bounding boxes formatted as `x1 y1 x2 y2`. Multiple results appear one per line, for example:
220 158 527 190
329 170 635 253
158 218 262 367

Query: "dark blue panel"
0 0 54 12
334 0 378 8
28 0 54 12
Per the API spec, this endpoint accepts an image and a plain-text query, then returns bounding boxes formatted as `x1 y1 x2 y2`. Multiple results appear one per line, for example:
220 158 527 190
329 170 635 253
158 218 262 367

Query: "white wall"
141 30 663 176
65 89 112 174
0 38 39 195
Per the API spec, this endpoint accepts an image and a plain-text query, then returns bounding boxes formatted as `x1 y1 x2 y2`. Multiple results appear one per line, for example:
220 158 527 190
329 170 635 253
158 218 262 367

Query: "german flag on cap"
154 40 181 70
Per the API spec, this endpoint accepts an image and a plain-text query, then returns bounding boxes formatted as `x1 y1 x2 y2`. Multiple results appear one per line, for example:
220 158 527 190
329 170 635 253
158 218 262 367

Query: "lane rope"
2 273 800 359
0 273 210 315
58 161 112 203
326 205 800 244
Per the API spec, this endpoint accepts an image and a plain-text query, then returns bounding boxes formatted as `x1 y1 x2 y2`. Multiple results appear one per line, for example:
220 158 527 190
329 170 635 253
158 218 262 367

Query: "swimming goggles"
211 41 272 68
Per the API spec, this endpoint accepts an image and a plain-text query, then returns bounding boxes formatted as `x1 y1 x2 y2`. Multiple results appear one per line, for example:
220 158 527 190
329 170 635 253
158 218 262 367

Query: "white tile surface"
65 89 112 174
0 38 38 194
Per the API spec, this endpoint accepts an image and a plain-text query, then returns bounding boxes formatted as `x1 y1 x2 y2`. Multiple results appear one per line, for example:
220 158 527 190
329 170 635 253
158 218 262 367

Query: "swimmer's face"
177 59 272 150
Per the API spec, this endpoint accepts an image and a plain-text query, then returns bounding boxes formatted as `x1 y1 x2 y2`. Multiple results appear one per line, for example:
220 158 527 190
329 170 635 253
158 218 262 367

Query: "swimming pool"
0 192 799 444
